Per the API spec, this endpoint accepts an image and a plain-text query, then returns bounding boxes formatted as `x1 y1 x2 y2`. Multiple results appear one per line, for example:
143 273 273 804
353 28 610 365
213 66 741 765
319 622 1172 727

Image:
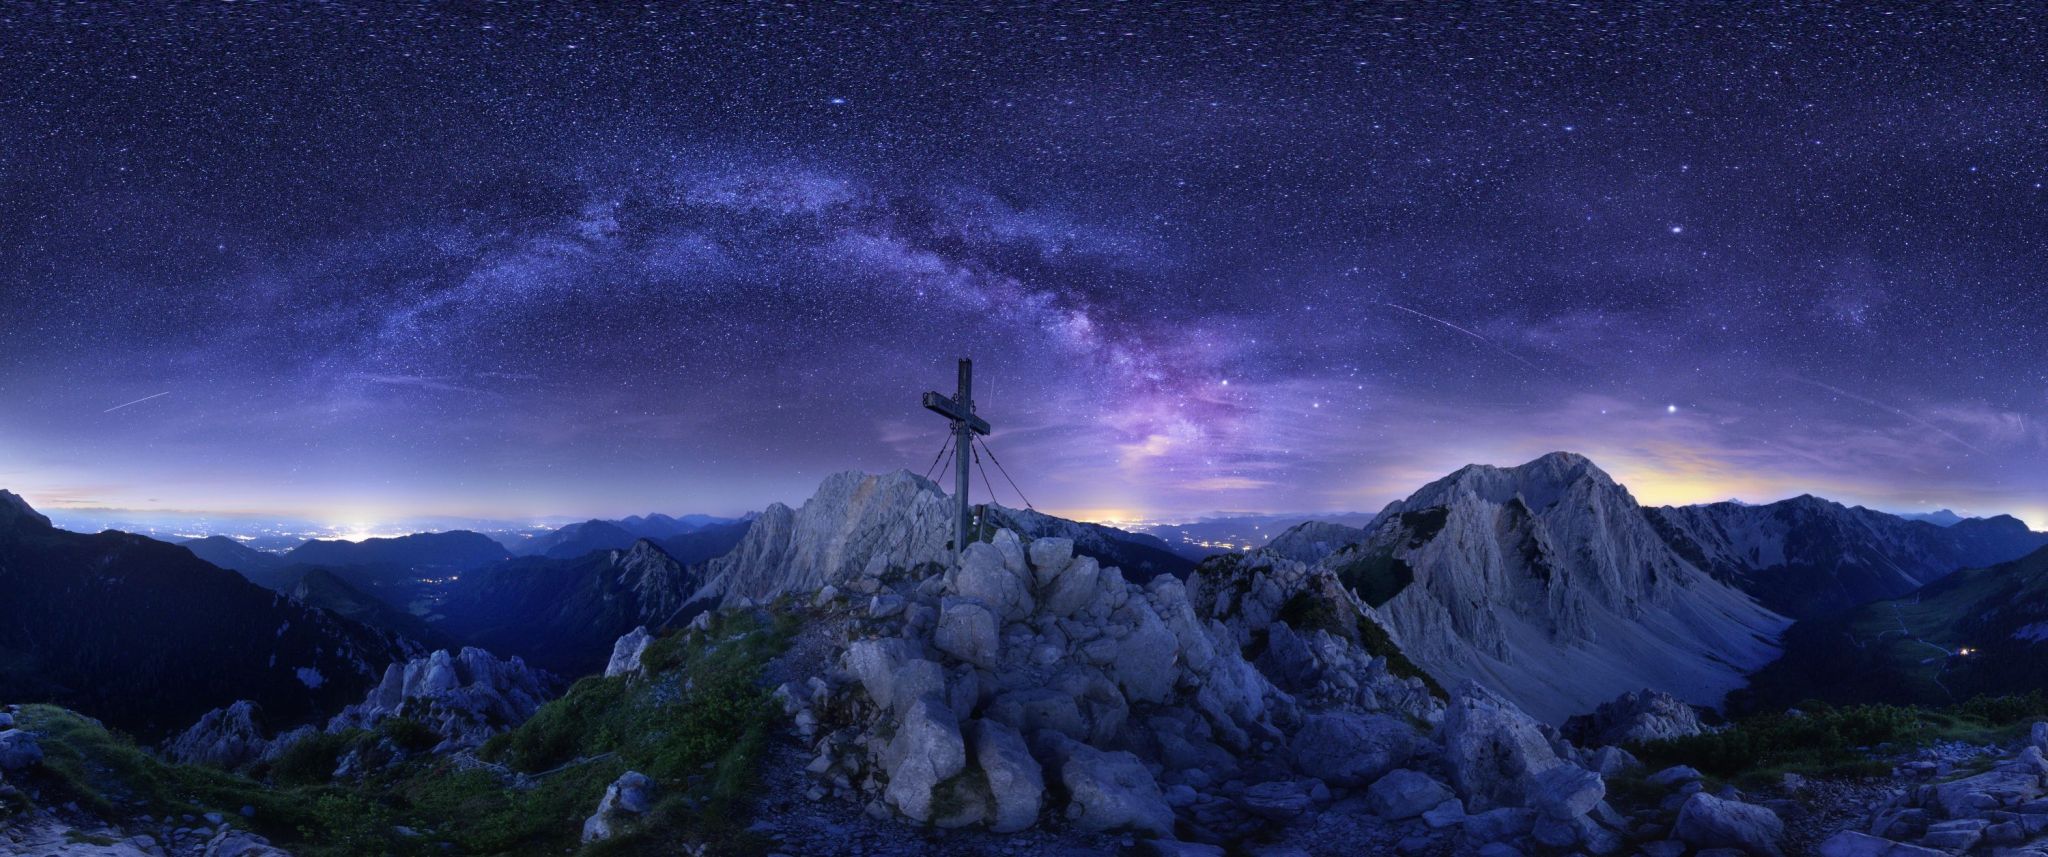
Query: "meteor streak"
1378 303 1542 370
103 391 170 413
1787 376 1991 456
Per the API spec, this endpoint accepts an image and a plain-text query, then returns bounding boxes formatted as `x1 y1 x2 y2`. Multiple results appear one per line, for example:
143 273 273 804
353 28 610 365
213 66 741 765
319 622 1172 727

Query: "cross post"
923 357 990 557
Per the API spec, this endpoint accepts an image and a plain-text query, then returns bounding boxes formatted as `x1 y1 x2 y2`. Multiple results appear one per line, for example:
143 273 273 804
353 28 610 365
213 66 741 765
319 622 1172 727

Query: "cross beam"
924 358 989 556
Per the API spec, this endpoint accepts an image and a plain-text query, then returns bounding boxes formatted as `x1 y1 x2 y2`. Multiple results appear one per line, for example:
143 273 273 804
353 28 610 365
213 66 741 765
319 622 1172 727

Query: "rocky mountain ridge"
0 492 422 737
1312 453 1789 723
1648 495 2048 619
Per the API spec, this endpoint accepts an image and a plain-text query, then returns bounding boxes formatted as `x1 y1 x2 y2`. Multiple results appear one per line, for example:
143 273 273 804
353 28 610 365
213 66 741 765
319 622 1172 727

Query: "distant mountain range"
1648 496 2047 619
6 455 2042 739
437 540 706 675
0 491 419 737
1131 511 1380 556
1896 508 1966 527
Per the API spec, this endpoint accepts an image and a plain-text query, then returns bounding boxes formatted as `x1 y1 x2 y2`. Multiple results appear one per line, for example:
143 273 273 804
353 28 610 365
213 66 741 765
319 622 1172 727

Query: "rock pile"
1817 723 2048 855
162 701 270 770
674 527 1743 854
165 647 555 772
326 647 552 751
1564 688 1708 748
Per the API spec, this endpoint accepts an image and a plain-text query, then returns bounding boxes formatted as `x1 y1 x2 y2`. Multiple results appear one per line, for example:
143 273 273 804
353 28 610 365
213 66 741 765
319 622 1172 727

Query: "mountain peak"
0 490 52 529
1415 451 1622 513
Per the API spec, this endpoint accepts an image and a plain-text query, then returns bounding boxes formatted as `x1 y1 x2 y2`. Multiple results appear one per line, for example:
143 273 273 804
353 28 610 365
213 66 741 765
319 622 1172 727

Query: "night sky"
3 3 2044 528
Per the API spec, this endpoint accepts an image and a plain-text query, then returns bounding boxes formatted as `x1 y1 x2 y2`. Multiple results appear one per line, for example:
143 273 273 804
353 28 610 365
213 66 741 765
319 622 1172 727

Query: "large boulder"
1291 711 1422 787
1057 741 1174 836
1564 688 1705 747
1674 792 1785 857
883 696 967 823
1027 537 1075 588
0 728 42 771
165 700 269 770
1529 763 1605 820
604 626 655 678
1930 768 2044 817
934 597 1001 668
581 770 655 842
1366 769 1456 820
1441 683 1566 808
954 540 1034 621
966 718 1044 832
1044 555 1102 617
1109 601 1182 704
845 637 914 710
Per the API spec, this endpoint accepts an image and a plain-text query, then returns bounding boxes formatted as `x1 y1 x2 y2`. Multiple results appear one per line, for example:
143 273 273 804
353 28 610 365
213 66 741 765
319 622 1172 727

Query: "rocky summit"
1317 452 1790 723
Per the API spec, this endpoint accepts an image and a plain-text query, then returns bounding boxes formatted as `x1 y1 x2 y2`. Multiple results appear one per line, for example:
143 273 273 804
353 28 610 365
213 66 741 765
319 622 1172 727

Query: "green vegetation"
1633 693 2048 789
8 608 797 857
1740 547 2048 713
1270 590 1446 699
1330 550 1414 608
1353 613 1446 698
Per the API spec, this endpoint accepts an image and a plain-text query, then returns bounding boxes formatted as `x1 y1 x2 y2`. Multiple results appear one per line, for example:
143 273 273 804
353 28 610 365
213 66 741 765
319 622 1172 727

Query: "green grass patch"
1632 694 2048 790
11 607 799 857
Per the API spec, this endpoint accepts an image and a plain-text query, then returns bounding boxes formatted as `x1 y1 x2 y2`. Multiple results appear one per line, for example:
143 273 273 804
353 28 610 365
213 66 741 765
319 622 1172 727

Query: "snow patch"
295 667 326 689
2013 622 2048 643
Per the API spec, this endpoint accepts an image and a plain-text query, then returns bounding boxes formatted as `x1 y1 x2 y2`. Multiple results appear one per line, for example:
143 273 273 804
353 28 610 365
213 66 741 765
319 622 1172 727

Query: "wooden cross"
923 357 990 555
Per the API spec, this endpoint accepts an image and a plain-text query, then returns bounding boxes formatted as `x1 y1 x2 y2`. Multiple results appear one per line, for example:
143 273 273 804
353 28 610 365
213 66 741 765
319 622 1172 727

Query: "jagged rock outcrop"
1259 520 1369 565
326 648 552 751
1321 452 1789 722
1564 688 1707 748
1649 495 2048 619
164 701 270 770
604 626 655 678
696 471 957 606
692 470 1203 610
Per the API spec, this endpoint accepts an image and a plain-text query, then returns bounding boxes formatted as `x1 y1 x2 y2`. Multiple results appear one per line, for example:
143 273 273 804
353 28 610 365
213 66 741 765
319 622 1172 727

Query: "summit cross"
923 357 991 557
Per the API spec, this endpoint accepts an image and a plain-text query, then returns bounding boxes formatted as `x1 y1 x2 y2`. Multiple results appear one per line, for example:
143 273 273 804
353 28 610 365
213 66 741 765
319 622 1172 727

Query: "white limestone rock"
1044 554 1102 618
1441 682 1570 809
603 626 655 678
1056 740 1175 836
883 696 966 823
326 647 551 751
693 471 954 605
1289 711 1423 788
953 541 1034 621
0 728 43 771
1027 537 1075 588
165 700 269 770
1565 688 1706 747
581 771 655 843
1674 792 1785 857
966 718 1044 833
935 597 1001 668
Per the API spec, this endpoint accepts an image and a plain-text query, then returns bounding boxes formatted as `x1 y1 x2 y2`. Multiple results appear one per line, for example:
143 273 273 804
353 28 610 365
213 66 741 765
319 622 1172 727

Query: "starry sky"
2 3 2045 528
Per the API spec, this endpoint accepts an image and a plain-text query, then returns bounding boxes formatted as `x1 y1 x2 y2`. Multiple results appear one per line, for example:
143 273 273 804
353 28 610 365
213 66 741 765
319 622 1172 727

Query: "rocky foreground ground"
9 528 2048 855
